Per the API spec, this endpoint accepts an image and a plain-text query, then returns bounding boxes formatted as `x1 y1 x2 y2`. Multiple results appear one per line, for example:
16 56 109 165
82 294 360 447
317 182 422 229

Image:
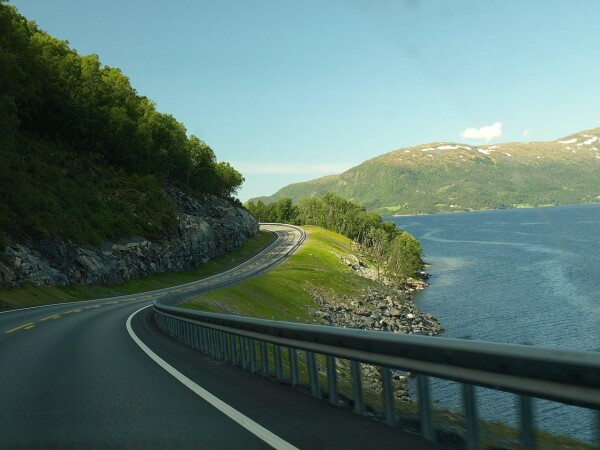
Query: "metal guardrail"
152 225 600 449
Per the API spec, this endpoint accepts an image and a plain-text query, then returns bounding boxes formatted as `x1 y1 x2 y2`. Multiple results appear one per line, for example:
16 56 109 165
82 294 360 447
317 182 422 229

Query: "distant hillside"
254 127 600 215
0 3 243 246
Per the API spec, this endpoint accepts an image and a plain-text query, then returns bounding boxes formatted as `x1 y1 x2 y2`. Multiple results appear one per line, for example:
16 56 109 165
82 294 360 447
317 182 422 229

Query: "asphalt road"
0 224 443 449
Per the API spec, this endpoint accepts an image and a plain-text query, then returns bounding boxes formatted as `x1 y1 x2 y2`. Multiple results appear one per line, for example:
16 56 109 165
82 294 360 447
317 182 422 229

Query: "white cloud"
232 162 354 175
460 122 502 142
522 129 530 137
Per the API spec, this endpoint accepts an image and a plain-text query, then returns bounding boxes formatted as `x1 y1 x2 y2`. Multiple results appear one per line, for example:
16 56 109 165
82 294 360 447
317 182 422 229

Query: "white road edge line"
126 305 298 450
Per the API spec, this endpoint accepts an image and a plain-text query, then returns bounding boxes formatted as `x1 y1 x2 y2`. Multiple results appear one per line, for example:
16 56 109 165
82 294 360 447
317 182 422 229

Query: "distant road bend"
0 224 441 449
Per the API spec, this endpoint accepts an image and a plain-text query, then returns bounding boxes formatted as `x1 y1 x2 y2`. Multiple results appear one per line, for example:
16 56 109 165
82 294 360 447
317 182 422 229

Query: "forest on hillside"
0 2 243 246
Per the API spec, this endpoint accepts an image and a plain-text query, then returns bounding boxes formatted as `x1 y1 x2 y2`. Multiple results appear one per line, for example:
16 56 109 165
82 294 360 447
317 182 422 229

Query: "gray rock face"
0 189 258 288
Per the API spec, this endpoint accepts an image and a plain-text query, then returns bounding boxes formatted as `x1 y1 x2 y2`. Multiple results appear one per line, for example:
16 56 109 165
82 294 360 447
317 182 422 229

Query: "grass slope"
0 231 275 310
182 226 381 321
256 127 600 215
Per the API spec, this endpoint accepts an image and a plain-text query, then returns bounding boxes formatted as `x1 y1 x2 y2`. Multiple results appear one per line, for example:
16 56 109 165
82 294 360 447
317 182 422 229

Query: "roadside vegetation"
0 231 275 310
0 2 243 248
246 193 424 283
182 226 383 320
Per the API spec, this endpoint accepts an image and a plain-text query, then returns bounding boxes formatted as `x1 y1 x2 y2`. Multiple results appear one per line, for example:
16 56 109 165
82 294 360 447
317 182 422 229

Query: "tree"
213 162 244 198
386 232 423 280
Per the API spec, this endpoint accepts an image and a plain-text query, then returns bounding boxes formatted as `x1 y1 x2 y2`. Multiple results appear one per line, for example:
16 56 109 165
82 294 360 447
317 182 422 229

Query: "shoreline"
310 253 442 401
389 200 600 218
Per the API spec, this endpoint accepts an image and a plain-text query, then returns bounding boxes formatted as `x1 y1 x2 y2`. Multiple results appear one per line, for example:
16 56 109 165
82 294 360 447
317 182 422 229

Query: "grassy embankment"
182 226 594 450
183 225 382 321
0 231 275 310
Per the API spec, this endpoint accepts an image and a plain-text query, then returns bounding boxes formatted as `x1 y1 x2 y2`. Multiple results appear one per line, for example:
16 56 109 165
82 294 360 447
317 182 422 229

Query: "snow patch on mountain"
437 145 472 150
578 136 598 146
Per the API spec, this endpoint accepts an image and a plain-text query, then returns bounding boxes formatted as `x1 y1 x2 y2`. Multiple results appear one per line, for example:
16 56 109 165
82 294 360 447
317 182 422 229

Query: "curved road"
0 224 441 449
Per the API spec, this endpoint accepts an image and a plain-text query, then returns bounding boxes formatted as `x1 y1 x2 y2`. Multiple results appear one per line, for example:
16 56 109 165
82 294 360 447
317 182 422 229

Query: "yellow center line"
5 323 35 334
23 325 35 330
107 301 120 304
64 308 82 314
84 305 101 309
40 314 61 321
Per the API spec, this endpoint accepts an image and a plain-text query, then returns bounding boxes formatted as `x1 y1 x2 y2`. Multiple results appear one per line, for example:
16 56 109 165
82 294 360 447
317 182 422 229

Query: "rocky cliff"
0 188 258 288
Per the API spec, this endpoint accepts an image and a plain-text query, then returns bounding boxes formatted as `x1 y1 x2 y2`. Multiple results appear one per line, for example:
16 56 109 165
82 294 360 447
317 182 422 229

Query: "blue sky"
10 0 600 200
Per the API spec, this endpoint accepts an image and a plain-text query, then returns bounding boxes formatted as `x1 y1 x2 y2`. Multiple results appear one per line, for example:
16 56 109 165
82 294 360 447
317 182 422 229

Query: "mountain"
254 127 600 215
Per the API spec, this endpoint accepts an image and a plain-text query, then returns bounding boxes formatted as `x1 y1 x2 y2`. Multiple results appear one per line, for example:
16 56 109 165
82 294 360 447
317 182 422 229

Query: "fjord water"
391 204 600 443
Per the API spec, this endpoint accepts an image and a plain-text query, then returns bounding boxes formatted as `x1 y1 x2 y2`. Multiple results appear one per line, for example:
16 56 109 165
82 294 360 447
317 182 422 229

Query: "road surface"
0 224 442 448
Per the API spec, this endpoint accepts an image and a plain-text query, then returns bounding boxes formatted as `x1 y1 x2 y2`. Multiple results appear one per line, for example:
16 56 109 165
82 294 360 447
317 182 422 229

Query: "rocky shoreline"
311 254 443 403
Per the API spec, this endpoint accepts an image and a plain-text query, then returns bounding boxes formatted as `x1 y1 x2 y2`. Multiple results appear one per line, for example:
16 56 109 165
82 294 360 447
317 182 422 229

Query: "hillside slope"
0 3 256 288
256 127 600 215
0 3 243 245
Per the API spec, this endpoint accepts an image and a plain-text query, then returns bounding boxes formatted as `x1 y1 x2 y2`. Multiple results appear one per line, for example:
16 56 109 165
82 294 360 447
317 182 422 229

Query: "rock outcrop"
0 188 258 288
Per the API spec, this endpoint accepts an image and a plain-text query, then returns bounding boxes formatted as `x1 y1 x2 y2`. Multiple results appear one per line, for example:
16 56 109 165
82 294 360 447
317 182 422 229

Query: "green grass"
182 226 381 321
0 231 276 310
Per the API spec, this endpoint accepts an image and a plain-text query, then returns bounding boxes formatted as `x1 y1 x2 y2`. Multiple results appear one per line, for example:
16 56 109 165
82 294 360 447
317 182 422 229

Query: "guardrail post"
191 325 197 349
351 361 365 415
230 334 237 365
213 330 219 358
221 331 227 360
519 395 536 450
261 341 269 375
209 329 215 357
417 374 435 442
307 351 321 399
222 332 230 362
275 345 283 380
240 337 248 369
201 327 208 353
381 367 395 425
327 355 338 406
596 409 600 448
462 383 480 450
213 329 220 356
289 347 299 387
250 339 257 373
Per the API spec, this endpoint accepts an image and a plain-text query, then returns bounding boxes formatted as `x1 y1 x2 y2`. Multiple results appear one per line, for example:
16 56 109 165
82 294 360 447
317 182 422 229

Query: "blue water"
391 204 600 443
